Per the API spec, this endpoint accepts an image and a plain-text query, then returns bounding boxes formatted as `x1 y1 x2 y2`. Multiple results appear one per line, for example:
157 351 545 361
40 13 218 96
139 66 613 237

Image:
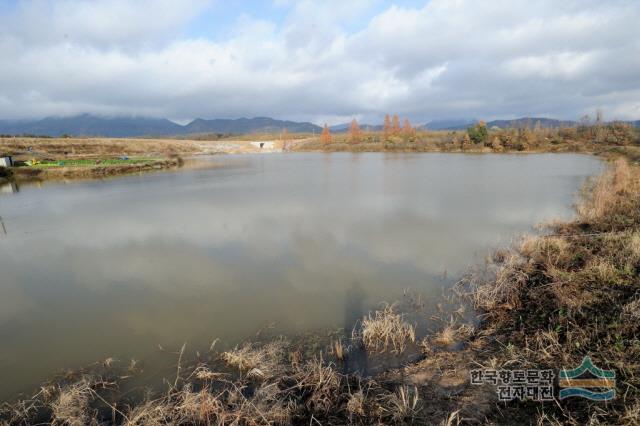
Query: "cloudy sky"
0 0 639 124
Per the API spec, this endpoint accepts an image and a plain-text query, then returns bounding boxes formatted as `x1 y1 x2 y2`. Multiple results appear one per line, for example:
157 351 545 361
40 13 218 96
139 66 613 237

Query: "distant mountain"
423 117 581 130
0 114 321 137
425 119 476 130
0 114 183 137
486 117 578 129
184 117 321 134
0 114 637 137
329 123 382 133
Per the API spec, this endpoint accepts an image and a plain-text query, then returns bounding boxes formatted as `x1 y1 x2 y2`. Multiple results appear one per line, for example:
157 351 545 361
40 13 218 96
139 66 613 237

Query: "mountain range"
0 114 321 137
0 114 637 138
426 117 581 130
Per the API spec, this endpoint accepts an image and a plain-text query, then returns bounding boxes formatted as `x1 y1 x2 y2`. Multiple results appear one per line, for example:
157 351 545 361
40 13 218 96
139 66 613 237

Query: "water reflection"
0 153 602 400
0 181 19 195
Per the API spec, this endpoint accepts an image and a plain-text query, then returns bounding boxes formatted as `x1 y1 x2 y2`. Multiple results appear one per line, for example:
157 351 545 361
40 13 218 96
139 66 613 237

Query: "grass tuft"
359 304 416 353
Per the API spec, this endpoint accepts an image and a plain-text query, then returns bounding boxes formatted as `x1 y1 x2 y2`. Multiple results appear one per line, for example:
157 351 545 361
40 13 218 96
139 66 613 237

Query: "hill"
424 117 579 130
0 114 183 137
0 115 321 137
486 117 578 129
329 123 382 133
425 119 476 130
184 117 320 135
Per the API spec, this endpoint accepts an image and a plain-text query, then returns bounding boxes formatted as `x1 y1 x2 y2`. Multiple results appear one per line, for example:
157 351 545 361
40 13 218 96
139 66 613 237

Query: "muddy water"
0 153 602 400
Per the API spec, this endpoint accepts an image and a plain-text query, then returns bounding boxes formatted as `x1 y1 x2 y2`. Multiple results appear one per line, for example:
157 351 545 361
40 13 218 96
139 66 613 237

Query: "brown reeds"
358 304 416 353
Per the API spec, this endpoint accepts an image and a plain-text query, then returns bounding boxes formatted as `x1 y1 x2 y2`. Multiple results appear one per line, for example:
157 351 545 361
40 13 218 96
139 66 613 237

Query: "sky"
0 0 639 125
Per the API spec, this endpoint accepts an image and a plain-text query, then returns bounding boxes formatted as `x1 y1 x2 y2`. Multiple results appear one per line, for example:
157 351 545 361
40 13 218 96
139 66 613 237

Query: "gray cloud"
0 0 638 123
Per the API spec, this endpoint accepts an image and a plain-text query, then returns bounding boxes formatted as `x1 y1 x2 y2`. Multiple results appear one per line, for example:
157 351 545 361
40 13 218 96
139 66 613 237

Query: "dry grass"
346 389 365 418
51 381 93 426
613 157 631 193
520 235 572 268
622 296 640 320
380 385 421 423
471 252 529 311
0 136 281 159
621 402 640 426
292 357 342 416
125 400 171 426
359 304 416 353
577 172 615 220
441 410 461 426
629 231 640 263
432 320 475 346
175 387 225 424
221 340 287 380
466 154 640 424
332 339 346 361
577 158 632 221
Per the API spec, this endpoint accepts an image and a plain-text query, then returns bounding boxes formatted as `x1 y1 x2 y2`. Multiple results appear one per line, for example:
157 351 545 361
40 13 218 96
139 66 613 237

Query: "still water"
0 153 602 400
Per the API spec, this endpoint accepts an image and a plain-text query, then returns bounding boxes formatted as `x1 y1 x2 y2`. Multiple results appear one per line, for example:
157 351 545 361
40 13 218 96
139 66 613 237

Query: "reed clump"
221 340 288 380
51 381 93 426
358 304 416 353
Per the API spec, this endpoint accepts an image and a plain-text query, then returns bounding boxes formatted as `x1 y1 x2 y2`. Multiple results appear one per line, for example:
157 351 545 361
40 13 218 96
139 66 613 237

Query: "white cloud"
0 0 638 122
2 0 212 48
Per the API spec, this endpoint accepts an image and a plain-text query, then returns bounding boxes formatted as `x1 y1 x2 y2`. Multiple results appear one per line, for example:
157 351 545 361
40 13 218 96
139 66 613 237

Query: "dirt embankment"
0 136 286 158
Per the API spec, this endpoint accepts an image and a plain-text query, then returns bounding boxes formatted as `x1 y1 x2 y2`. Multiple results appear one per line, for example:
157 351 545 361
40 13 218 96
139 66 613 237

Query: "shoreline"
5 157 183 184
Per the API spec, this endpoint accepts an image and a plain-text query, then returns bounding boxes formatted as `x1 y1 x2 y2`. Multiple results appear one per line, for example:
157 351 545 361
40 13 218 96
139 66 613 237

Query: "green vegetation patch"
27 158 160 168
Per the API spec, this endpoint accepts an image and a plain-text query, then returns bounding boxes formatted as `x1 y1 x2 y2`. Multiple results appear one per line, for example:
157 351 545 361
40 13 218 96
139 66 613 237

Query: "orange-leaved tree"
402 118 414 138
383 114 392 138
320 123 332 145
392 114 401 135
349 119 361 144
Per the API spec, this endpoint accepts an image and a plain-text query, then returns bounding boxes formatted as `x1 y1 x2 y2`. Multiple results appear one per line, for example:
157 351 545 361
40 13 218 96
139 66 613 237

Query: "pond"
0 152 602 400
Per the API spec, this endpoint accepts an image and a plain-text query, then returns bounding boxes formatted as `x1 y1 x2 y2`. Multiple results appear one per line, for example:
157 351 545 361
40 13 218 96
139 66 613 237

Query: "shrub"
467 121 488 144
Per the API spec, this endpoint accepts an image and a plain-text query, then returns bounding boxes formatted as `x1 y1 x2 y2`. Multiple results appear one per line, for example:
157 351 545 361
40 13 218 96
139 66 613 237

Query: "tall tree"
383 114 392 138
320 123 332 145
349 119 361 144
392 114 401 135
402 118 414 138
281 128 291 150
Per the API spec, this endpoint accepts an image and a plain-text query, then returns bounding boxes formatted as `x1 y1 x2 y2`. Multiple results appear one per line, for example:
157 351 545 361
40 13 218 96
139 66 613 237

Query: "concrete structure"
249 141 276 150
0 156 13 167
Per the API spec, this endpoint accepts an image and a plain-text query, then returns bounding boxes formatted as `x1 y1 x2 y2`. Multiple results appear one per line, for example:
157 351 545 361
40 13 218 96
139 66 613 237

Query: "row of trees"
319 114 416 145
